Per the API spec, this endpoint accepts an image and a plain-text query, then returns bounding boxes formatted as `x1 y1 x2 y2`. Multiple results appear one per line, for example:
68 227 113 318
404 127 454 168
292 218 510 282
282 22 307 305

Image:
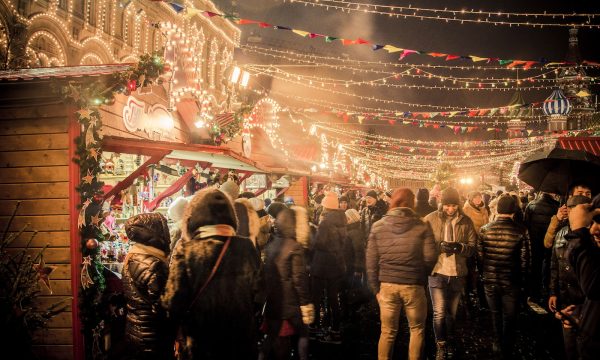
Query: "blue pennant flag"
372 44 384 51
169 2 185 13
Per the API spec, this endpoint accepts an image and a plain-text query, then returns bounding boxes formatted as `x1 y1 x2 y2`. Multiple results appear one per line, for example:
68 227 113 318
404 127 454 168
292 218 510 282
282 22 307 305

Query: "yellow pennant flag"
470 56 488 62
357 116 365 124
383 45 403 53
292 30 310 37
185 8 201 18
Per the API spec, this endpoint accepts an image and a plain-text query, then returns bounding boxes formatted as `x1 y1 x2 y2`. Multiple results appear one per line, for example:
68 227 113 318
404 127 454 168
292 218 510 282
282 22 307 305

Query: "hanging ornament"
34 257 57 294
127 79 138 92
90 213 102 228
85 124 96 147
86 238 100 250
78 198 92 229
81 256 95 289
82 169 95 185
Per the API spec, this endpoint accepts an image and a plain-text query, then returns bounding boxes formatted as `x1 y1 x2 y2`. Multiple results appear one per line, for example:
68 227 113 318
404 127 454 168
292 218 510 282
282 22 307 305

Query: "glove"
440 241 463 256
300 304 315 325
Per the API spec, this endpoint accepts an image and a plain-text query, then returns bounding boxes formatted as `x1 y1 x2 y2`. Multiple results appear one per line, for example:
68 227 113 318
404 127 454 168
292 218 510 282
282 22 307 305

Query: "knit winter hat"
390 188 415 209
321 191 340 210
345 209 361 224
249 197 265 211
167 196 188 222
468 191 482 201
441 187 460 206
497 195 518 215
267 202 287 219
219 180 240 201
366 190 378 200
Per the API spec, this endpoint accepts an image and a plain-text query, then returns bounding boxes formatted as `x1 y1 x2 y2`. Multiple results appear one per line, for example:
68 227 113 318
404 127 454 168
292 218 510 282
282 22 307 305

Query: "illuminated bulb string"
288 0 600 28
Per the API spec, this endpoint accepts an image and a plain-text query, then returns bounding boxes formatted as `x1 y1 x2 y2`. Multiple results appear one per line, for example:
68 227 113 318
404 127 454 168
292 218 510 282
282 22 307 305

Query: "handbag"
174 237 232 359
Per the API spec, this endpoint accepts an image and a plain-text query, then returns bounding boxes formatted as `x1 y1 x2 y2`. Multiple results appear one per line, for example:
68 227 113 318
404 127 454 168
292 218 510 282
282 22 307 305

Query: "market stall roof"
557 137 600 156
0 64 131 81
102 136 264 172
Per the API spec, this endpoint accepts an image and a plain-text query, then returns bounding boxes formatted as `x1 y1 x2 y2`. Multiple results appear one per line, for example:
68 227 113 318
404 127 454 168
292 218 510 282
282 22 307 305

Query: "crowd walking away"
112 181 600 360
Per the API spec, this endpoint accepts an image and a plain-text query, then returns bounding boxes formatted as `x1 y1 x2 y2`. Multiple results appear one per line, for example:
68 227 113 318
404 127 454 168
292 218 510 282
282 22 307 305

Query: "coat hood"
320 208 347 227
275 206 310 248
416 188 430 202
182 188 237 241
234 198 260 246
381 207 421 235
125 213 170 254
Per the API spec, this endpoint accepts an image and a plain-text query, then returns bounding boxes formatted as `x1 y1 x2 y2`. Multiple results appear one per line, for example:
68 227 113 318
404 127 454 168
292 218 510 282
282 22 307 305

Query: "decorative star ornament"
82 170 95 184
88 115 99 128
77 108 93 119
90 212 102 227
89 148 99 161
68 84 81 102
34 257 57 294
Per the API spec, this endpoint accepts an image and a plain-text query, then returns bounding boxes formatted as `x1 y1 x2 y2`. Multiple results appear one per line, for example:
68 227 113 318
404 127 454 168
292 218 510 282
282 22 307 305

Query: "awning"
0 64 131 81
557 137 600 156
166 149 263 172
102 136 264 172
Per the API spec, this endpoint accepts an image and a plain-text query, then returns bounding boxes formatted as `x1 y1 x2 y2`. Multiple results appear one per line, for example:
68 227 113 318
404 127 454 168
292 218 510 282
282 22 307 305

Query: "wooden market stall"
0 65 263 360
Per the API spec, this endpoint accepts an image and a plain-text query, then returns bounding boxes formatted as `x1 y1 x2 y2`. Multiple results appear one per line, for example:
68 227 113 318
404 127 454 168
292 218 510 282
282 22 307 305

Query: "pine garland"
56 54 165 358
209 105 253 146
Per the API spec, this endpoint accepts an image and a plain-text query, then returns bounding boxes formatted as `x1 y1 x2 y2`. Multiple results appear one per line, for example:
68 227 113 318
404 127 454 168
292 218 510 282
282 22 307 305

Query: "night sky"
213 0 600 142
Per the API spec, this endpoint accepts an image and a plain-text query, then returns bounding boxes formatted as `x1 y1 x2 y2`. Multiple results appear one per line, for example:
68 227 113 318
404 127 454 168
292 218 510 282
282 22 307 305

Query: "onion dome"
543 89 572 116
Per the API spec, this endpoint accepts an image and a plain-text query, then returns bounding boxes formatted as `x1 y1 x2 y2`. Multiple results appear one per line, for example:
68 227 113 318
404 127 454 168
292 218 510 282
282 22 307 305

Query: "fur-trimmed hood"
182 188 237 242
275 206 310 249
234 198 260 247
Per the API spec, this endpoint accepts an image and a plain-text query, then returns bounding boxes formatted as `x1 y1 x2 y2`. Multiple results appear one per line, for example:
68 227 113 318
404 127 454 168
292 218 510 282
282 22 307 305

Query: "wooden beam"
276 187 289 198
254 188 268 197
238 171 253 183
103 153 167 200
68 108 83 360
146 168 194 212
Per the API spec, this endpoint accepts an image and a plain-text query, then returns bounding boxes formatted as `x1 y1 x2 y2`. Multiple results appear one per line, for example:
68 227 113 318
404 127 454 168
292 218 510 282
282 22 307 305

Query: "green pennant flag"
325 36 338 43
498 59 513 65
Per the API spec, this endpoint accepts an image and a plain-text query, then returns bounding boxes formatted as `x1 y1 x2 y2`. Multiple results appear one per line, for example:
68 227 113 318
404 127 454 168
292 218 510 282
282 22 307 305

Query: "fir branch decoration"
57 54 165 358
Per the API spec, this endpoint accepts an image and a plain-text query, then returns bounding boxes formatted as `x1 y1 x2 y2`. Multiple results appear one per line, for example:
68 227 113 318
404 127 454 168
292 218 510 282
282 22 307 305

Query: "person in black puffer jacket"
415 188 436 218
367 188 437 360
311 192 347 340
523 192 560 301
360 190 389 239
162 189 262 360
478 195 530 358
122 212 173 360
261 206 313 360
549 195 590 360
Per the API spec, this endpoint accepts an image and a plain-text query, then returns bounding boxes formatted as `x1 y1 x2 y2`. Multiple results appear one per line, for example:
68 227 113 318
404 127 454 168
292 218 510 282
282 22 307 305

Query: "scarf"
192 224 236 240
127 243 168 264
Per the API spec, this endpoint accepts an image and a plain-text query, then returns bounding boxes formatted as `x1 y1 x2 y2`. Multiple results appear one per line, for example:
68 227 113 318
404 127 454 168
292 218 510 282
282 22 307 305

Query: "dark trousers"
484 284 519 356
563 327 579 360
428 274 465 343
312 276 342 331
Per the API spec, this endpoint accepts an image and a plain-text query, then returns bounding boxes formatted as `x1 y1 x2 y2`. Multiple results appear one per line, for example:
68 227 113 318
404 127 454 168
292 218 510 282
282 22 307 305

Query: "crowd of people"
117 178 600 360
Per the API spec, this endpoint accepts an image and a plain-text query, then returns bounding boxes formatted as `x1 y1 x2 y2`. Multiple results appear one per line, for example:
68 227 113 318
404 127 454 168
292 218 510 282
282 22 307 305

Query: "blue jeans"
428 274 465 342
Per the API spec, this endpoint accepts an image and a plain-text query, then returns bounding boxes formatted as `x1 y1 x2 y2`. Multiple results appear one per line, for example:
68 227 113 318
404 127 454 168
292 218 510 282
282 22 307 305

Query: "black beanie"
497 195 517 215
441 187 460 206
366 190 378 199
267 202 287 219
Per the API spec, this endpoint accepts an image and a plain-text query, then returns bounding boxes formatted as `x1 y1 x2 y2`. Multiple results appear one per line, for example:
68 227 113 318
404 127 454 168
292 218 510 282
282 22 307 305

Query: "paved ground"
309 294 567 360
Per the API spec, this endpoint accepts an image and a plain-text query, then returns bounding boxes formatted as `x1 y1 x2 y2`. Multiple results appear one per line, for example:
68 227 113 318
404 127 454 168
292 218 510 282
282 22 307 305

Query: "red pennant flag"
523 61 537 70
468 110 478 117
445 55 460 61
429 52 447 57
343 114 349 123
478 109 489 116
341 39 356 46
203 11 219 17
259 22 272 28
412 113 420 118
237 19 257 25
422 113 431 119
388 119 396 125
507 60 527 68
399 50 417 60
309 33 324 38
433 124 440 129
356 38 370 44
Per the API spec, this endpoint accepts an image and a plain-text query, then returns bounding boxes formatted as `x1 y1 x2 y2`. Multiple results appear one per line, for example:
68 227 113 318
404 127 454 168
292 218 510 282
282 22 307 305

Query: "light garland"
249 66 589 92
247 97 289 157
288 0 600 28
27 30 66 66
80 52 104 65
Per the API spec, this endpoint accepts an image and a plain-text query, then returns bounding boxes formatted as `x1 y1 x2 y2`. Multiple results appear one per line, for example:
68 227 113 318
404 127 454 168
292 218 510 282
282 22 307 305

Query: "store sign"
123 96 174 134
245 174 267 189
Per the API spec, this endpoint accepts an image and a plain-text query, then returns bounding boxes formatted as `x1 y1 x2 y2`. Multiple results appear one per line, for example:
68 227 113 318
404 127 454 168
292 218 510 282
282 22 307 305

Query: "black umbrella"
518 147 600 196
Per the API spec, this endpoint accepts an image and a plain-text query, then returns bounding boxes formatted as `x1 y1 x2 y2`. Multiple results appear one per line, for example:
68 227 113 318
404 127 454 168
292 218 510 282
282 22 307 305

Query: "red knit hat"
390 188 415 209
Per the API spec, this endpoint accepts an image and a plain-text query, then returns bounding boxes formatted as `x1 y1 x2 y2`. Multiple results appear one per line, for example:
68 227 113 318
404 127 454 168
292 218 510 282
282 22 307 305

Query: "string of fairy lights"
287 0 600 28
247 65 596 91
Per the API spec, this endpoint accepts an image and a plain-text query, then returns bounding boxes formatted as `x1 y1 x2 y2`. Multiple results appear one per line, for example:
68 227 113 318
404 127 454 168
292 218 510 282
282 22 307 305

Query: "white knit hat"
167 197 188 222
219 180 240 200
345 209 360 224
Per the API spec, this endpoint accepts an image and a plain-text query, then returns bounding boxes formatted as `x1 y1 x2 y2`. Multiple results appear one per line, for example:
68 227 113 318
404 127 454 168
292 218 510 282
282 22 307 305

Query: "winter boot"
435 341 447 360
